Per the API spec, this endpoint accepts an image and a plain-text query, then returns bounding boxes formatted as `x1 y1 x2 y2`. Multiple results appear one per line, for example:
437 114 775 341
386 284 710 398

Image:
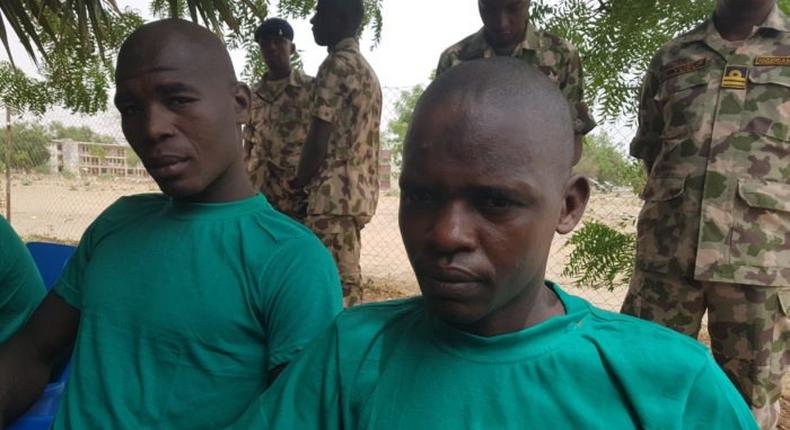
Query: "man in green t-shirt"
0 217 45 343
230 58 757 429
0 19 342 429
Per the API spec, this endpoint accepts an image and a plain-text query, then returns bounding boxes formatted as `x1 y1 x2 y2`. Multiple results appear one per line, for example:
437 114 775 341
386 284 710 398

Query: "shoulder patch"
754 56 790 67
662 59 707 80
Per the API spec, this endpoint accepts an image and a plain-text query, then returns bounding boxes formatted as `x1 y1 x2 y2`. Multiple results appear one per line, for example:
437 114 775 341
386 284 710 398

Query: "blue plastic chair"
7 243 77 430
24 242 77 291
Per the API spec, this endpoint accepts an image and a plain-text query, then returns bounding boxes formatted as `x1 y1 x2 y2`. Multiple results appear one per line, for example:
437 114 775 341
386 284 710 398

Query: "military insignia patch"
721 66 749 89
662 59 707 80
754 56 790 66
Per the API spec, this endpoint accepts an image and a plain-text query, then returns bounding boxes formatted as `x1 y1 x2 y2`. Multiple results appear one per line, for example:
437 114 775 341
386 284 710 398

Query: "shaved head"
409 57 575 180
116 18 237 83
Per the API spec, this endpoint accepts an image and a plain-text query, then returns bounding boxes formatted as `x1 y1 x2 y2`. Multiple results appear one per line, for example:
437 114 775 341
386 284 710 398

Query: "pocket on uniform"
745 67 790 142
656 72 711 140
729 180 790 268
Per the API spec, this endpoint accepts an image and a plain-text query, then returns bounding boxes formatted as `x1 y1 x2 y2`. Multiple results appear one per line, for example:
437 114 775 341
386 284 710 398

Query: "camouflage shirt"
631 6 790 287
307 37 382 220
436 23 596 135
244 70 314 215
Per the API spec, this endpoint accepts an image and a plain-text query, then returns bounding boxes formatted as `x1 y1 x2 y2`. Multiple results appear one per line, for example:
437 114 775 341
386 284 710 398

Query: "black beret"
254 18 294 43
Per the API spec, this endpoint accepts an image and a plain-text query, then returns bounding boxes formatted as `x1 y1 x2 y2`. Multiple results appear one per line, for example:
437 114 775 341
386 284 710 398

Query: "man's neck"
266 68 291 82
181 161 256 204
456 279 565 337
486 26 528 56
327 33 355 51
714 1 775 41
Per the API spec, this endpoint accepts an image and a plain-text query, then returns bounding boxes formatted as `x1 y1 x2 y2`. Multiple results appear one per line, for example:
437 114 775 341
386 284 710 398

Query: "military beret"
254 18 294 43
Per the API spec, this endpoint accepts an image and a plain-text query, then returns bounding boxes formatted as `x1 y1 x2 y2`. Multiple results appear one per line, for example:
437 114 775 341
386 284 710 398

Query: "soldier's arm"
630 57 664 174
291 54 349 190
0 293 79 427
562 45 596 165
291 118 333 189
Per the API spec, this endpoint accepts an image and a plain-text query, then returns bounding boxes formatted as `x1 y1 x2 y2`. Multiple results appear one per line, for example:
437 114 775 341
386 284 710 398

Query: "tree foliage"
0 122 51 171
574 132 646 193
383 84 425 175
49 121 117 144
561 219 636 290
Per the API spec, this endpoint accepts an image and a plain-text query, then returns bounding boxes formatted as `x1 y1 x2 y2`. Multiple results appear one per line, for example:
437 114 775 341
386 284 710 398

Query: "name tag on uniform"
754 56 790 66
662 59 707 80
721 66 749 89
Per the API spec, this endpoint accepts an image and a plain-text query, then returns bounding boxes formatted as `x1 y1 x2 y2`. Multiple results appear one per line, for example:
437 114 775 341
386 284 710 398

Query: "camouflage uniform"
436 23 596 136
244 70 314 218
305 37 382 305
622 7 790 429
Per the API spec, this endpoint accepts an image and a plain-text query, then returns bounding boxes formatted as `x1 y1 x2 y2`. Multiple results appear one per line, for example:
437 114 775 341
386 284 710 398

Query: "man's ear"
557 175 590 235
290 42 297 57
233 82 252 124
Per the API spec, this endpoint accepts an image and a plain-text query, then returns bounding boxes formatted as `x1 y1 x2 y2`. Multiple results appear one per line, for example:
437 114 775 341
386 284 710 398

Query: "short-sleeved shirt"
308 37 382 220
437 24 597 136
231 282 757 430
244 70 314 216
0 216 45 342
52 193 342 429
630 6 790 287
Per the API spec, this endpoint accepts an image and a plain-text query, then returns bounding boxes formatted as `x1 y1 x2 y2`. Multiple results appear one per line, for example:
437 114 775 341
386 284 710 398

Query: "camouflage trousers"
303 215 366 307
622 269 790 430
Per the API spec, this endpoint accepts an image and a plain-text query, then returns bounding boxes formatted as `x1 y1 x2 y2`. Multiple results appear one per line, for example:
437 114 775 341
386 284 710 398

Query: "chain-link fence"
0 87 641 311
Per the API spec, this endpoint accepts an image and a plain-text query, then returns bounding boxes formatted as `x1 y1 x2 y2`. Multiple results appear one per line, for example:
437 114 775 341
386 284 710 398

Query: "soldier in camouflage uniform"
244 18 314 218
436 0 596 161
288 0 382 305
622 1 789 428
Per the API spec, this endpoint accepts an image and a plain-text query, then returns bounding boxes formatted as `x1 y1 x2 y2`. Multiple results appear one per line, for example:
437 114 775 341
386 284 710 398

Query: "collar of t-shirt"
166 193 271 220
426 282 590 363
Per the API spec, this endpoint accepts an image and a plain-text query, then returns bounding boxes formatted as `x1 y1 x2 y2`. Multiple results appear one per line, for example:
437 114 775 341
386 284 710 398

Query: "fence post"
4 108 10 222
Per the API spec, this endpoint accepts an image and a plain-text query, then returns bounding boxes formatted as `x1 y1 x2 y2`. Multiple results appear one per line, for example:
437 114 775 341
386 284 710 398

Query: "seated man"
0 19 342 429
231 58 757 429
0 217 45 343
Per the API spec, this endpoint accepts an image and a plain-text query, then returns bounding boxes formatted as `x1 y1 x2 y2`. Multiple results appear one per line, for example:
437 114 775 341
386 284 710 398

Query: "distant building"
47 139 147 177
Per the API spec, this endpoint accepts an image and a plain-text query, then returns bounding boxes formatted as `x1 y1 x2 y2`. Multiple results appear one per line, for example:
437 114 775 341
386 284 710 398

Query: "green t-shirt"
232 282 757 430
0 216 45 342
52 194 342 429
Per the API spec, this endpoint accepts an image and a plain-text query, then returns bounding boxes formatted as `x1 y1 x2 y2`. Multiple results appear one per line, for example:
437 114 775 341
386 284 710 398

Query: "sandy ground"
3 174 787 425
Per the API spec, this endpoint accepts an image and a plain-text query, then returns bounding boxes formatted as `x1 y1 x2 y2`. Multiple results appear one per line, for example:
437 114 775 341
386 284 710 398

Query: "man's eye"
481 197 514 209
118 105 141 116
403 189 437 205
168 97 194 108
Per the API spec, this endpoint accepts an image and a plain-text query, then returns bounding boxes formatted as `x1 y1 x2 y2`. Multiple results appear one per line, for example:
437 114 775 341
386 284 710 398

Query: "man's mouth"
146 155 190 179
418 266 485 299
